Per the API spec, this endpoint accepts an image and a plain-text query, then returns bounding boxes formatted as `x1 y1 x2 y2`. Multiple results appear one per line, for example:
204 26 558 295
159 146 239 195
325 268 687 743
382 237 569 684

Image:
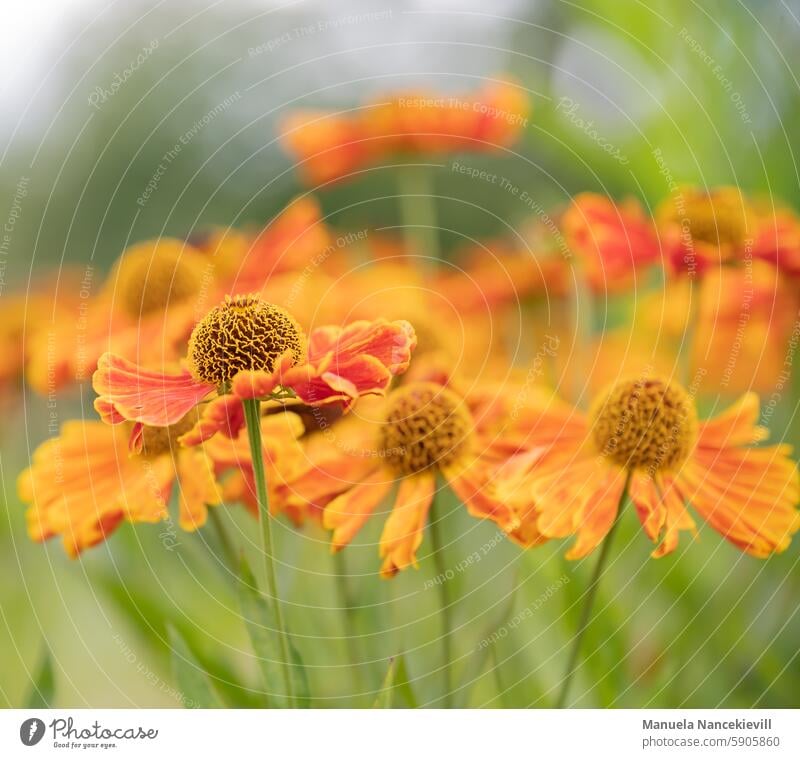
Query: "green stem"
397 165 441 265
429 493 454 707
555 470 632 708
242 398 295 706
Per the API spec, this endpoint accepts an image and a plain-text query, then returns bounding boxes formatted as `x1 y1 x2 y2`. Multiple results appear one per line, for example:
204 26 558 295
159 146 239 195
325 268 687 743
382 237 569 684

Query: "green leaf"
168 626 221 708
238 555 299 707
25 648 55 708
372 658 397 708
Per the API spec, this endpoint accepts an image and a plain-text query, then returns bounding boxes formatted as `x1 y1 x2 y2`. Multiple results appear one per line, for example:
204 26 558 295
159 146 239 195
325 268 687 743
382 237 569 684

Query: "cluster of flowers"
13 76 800 578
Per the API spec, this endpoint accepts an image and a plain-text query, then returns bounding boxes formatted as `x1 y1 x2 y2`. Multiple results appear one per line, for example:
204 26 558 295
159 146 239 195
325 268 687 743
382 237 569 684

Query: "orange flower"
751 203 800 277
280 78 530 185
17 413 302 556
561 193 660 292
656 186 752 276
507 374 800 559
26 198 331 395
273 363 543 577
92 294 416 449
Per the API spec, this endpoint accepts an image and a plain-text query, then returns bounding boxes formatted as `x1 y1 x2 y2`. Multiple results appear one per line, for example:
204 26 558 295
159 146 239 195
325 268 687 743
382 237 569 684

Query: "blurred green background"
1 0 799 708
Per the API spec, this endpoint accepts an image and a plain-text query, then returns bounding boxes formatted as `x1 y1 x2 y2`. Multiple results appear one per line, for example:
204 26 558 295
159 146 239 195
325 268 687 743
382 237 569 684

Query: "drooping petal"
651 474 697 558
92 352 214 427
323 467 394 551
629 470 665 543
697 392 768 448
279 319 417 407
379 472 436 578
178 394 246 446
565 466 628 559
678 448 800 557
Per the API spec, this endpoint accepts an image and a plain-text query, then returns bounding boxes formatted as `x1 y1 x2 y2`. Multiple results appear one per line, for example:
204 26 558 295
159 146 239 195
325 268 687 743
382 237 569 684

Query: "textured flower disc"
380 382 472 476
590 376 698 472
112 239 204 318
188 295 306 385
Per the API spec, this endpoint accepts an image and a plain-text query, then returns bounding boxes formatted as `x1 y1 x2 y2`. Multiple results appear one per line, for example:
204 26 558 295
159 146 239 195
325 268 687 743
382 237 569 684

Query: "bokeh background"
2 0 799 708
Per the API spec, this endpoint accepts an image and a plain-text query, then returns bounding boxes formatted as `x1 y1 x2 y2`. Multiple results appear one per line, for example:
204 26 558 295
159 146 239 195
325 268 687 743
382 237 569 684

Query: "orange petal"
323 467 393 551
697 393 768 448
92 352 213 427
379 472 436 578
565 466 627 559
177 448 222 530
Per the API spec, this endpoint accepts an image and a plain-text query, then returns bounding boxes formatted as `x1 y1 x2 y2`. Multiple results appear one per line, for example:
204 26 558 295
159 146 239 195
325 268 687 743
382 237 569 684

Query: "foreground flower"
26 199 332 394
280 78 530 185
274 367 538 578
92 294 416 447
513 374 800 558
561 193 660 292
17 414 302 556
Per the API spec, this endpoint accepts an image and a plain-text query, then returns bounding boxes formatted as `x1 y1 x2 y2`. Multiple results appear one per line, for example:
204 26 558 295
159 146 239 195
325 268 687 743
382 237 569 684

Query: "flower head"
657 186 751 275
508 373 800 559
561 193 660 292
188 295 306 385
280 78 530 185
18 413 302 556
92 295 416 448
272 365 536 577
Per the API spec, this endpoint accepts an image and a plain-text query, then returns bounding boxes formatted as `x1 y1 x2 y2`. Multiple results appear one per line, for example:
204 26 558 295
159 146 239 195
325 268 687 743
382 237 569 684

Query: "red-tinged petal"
179 395 246 447
92 352 214 427
307 319 417 376
379 472 436 578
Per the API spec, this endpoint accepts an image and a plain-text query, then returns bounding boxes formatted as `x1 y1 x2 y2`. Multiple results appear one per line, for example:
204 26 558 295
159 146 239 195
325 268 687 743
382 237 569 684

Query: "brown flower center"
138 412 199 458
187 295 306 386
112 239 203 318
380 382 472 475
590 376 698 472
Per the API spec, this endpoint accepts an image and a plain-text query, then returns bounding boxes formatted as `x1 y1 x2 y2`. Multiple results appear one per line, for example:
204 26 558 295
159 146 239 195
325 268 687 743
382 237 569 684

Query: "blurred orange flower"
17 413 301 556
26 198 331 394
561 193 660 292
280 78 530 185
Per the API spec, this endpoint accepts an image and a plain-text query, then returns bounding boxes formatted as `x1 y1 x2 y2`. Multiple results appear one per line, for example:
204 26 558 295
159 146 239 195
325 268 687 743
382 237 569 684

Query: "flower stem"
429 491 454 707
555 470 632 708
242 397 295 706
397 165 441 265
